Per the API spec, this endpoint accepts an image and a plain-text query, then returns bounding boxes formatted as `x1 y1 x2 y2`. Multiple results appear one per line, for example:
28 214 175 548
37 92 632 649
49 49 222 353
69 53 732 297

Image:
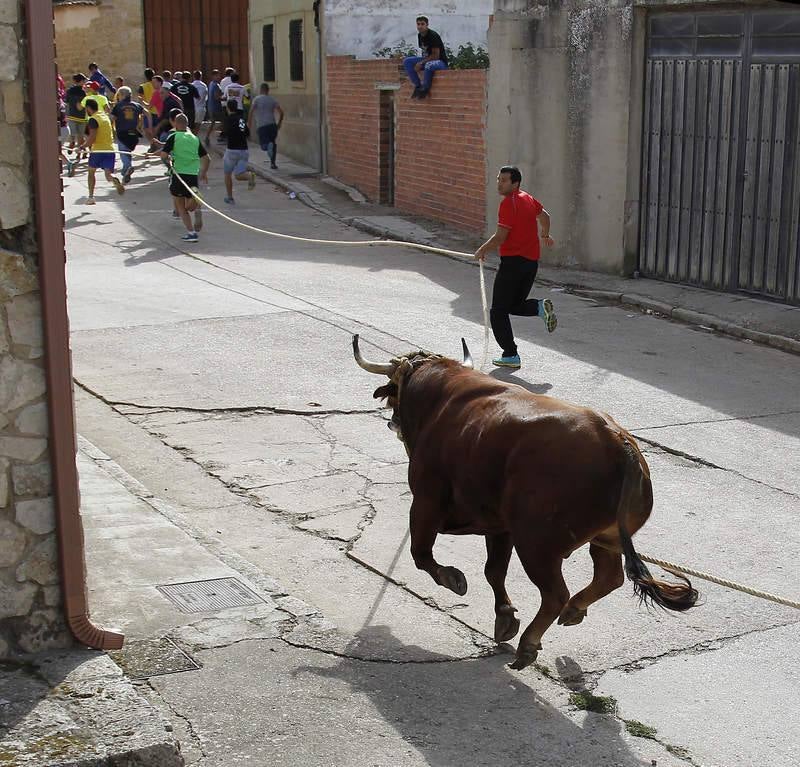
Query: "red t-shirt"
498 190 543 261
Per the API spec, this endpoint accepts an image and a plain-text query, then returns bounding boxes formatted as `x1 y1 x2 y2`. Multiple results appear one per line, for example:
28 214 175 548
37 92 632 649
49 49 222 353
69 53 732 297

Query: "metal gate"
640 9 800 305
142 0 250 82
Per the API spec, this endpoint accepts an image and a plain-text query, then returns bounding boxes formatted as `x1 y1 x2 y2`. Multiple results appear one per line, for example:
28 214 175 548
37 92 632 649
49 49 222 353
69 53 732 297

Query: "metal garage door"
143 0 250 82
640 9 800 305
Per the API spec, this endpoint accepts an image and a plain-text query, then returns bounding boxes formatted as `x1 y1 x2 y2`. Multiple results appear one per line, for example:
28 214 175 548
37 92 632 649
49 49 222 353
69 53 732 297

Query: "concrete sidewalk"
213 139 800 355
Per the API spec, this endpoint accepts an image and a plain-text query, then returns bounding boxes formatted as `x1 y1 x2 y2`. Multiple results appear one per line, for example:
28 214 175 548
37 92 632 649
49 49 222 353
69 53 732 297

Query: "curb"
208 144 800 357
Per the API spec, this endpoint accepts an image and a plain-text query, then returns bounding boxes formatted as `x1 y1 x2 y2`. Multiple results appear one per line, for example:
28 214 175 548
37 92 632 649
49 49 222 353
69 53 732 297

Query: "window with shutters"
262 24 275 81
289 19 304 82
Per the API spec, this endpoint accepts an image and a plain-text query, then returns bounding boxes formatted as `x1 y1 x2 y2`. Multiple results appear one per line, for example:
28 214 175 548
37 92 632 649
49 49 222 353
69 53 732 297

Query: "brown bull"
353 335 698 670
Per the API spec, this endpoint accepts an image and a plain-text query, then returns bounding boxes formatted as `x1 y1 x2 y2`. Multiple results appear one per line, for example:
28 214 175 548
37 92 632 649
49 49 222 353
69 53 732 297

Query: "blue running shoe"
492 355 521 368
181 232 198 242
224 197 235 205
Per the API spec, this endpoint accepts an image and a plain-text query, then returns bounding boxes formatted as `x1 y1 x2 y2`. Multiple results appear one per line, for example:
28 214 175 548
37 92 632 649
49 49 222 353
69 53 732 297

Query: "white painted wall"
324 0 492 59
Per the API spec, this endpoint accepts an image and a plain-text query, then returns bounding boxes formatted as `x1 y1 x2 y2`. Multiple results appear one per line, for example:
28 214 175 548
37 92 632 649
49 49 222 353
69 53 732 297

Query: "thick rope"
80 148 798 611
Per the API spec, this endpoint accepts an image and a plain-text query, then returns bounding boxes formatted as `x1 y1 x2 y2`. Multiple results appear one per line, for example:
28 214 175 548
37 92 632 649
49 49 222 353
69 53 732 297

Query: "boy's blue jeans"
403 57 448 90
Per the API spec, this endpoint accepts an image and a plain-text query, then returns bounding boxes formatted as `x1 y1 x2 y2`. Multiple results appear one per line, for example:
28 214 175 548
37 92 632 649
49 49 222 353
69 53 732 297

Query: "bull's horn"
461 338 474 369
352 334 396 376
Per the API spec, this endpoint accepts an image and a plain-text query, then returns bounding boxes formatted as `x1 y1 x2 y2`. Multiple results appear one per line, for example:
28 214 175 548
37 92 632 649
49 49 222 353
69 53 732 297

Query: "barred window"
289 19 304 82
262 25 276 81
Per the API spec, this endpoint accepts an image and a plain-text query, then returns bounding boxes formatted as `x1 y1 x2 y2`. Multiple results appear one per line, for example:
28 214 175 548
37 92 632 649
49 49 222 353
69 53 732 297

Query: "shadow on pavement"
298 624 651 767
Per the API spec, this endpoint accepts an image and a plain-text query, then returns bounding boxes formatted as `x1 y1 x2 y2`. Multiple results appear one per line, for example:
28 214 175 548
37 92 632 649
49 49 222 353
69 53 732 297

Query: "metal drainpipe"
314 0 327 174
25 0 124 651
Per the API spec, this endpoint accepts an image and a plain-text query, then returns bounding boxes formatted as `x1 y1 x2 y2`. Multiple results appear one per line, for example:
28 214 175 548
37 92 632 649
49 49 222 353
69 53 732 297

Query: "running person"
222 100 255 204
80 98 125 204
81 81 110 114
160 113 209 242
110 86 143 183
65 73 88 173
205 70 224 145
247 83 284 169
191 70 208 132
173 72 199 128
474 165 557 369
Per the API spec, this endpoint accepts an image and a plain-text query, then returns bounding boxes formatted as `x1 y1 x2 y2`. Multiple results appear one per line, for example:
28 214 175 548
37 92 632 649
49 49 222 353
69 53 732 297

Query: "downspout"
314 0 327 174
24 0 124 651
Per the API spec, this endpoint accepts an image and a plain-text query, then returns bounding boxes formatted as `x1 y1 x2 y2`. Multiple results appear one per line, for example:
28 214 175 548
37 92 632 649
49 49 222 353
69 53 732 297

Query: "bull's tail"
617 441 698 612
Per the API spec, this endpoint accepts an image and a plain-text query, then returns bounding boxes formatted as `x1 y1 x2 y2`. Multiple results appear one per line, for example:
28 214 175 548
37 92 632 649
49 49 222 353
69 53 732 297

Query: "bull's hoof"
558 604 587 626
494 606 520 642
509 643 541 671
437 566 468 596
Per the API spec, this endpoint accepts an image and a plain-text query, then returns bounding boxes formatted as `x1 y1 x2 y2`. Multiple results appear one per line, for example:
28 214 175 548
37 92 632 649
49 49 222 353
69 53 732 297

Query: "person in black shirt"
403 16 449 99
173 72 199 127
110 86 143 183
65 73 88 160
222 101 255 204
153 83 184 140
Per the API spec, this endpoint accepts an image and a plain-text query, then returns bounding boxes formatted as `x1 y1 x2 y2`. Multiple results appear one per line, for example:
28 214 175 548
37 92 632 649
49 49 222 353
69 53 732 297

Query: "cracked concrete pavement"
60 153 800 766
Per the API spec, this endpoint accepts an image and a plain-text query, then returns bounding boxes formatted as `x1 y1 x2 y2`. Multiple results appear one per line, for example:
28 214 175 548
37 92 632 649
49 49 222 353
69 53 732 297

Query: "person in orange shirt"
474 165 557 369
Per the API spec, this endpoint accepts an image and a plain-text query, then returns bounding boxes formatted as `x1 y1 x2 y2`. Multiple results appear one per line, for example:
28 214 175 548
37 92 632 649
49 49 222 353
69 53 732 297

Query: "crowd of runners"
58 63 285 241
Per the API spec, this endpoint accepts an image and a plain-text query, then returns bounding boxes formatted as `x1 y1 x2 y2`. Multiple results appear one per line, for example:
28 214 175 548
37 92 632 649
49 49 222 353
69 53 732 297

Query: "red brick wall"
326 56 487 233
326 56 402 202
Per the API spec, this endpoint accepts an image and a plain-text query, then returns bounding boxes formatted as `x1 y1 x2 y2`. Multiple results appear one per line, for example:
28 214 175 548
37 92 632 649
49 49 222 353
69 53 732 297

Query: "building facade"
248 0 493 171
488 0 800 306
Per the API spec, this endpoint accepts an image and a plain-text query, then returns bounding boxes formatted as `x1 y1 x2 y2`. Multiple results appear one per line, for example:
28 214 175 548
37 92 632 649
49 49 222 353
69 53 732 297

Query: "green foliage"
624 720 659 740
373 42 490 70
446 43 490 70
568 691 618 714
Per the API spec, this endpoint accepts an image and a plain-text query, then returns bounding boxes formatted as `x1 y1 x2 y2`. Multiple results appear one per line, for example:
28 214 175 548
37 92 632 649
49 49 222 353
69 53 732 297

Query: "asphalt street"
64 152 800 767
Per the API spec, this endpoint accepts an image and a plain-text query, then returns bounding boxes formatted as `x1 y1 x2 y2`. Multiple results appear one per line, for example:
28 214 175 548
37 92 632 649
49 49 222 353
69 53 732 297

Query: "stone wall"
0 0 70 657
326 56 487 233
487 0 638 273
54 0 145 87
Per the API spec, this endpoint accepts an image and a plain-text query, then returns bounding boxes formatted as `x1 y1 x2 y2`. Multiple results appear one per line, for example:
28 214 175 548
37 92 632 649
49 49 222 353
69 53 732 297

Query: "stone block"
14 402 48 436
0 166 30 229
7 293 43 347
0 123 24 166
43 584 61 607
0 1 18 24
12 461 51 496
0 436 47 462
0 517 25 567
0 457 7 507
15 497 55 535
1 80 23 123
16 535 58 585
17 609 72 653
0 579 36 617
0 26 18 81
0 357 46 413
0 250 37 300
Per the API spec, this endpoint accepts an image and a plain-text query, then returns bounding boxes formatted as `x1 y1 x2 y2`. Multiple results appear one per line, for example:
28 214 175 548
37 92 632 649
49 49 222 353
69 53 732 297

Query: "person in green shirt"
81 81 110 114
160 113 210 242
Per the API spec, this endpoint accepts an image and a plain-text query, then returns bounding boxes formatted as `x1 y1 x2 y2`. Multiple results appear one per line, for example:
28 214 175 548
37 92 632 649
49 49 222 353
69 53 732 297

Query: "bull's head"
352 334 473 439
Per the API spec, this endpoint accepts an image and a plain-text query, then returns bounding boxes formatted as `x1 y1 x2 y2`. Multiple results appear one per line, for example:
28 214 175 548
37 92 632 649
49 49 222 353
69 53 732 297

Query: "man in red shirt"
474 165 556 368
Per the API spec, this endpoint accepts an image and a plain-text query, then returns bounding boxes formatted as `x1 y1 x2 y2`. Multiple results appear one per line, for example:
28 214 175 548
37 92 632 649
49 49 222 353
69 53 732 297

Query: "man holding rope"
474 165 557 369
160 113 209 241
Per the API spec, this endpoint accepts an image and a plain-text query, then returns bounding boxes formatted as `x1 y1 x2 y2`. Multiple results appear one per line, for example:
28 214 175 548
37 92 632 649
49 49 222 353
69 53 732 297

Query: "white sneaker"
85 197 96 205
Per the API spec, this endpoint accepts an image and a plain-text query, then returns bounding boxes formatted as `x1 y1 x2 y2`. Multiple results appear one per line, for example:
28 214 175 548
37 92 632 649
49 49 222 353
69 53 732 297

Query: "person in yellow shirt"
81 81 110 114
138 67 160 151
80 98 124 204
111 77 125 104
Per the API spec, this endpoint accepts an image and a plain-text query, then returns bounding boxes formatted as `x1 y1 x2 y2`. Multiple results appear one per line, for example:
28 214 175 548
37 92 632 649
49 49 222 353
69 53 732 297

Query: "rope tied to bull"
97 151 799 612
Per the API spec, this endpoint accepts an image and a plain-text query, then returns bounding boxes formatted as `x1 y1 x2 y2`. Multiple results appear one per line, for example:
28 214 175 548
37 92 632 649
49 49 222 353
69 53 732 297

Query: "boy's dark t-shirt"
418 29 448 64
66 84 86 119
224 111 250 150
111 99 143 137
173 81 199 119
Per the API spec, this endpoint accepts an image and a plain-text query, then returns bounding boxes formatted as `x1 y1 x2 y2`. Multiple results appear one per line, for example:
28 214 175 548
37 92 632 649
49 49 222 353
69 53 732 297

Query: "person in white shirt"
222 72 246 111
191 69 208 131
220 67 235 91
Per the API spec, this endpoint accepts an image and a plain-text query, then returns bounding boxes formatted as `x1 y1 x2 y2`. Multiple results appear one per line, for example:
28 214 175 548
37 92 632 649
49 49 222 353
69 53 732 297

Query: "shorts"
143 112 156 129
170 172 198 198
257 124 278 149
88 152 115 170
223 149 249 175
67 120 86 139
194 106 206 124
211 108 224 121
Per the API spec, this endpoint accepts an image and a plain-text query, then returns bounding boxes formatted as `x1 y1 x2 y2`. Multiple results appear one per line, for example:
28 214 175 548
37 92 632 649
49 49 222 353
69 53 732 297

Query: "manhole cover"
109 637 200 679
157 577 265 613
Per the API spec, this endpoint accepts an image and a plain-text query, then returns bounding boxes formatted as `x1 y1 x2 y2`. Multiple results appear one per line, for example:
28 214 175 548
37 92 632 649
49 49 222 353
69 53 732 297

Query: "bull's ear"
373 384 397 401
